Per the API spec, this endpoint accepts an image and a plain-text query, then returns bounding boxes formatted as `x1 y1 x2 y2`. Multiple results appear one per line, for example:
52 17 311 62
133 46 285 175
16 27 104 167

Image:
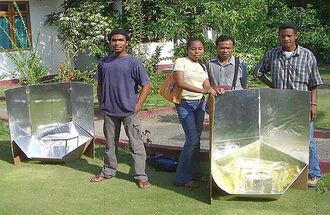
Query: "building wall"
74 40 175 71
0 0 66 80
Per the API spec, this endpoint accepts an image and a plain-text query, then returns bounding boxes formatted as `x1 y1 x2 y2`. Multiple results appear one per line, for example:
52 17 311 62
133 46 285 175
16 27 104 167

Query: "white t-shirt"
283 51 294 58
173 57 208 100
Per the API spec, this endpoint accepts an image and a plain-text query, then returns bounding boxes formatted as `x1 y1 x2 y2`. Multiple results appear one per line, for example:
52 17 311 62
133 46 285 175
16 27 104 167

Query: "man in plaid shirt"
255 23 323 187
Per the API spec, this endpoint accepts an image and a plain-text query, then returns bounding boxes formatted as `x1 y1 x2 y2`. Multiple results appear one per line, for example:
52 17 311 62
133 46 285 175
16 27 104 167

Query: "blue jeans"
309 122 321 179
174 98 205 185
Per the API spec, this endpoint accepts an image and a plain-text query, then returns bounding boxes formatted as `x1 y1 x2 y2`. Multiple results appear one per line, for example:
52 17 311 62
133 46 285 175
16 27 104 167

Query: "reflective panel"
210 89 310 199
5 83 94 162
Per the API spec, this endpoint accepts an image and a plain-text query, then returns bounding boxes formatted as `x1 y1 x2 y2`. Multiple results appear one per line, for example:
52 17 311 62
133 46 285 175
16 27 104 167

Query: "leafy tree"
45 0 119 59
46 0 330 90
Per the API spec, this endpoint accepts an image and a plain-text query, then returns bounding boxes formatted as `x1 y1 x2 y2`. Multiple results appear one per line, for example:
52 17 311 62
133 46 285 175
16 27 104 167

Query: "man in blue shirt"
90 29 151 189
255 23 323 187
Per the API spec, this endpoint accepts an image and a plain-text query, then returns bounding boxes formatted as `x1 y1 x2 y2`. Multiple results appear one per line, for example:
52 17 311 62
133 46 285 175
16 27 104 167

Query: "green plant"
55 61 95 84
142 45 168 95
46 0 330 81
45 0 119 59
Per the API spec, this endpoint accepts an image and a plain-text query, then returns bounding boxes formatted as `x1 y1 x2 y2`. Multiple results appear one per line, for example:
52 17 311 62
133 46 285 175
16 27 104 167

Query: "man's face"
217 40 234 60
109 34 128 54
279 28 297 51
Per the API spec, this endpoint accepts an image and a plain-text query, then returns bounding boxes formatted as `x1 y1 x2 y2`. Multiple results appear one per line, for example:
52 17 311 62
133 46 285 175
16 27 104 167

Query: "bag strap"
199 63 207 72
231 56 239 90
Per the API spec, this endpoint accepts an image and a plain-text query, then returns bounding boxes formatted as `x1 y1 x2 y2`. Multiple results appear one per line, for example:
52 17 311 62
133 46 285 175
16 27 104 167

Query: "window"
0 1 31 49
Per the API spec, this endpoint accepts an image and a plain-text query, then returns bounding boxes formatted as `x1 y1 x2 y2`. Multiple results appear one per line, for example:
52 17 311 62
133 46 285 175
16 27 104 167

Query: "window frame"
0 1 32 50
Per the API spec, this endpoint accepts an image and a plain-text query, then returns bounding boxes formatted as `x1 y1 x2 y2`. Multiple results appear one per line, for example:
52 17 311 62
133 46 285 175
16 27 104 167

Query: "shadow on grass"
221 196 276 202
67 143 211 204
0 140 13 164
145 161 211 204
65 145 136 182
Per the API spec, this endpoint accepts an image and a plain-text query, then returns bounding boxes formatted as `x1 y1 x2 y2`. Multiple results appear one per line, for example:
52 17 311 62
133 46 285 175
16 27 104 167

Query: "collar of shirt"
280 45 302 58
210 55 235 66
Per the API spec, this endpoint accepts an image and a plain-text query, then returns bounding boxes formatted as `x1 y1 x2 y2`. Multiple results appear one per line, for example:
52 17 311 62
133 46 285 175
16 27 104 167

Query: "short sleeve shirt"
173 57 208 100
207 55 248 90
255 45 323 91
97 54 149 117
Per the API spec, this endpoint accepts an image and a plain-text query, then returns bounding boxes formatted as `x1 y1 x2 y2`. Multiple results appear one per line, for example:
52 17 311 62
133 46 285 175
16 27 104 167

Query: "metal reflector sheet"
211 89 309 199
5 86 30 140
5 83 94 162
260 89 310 163
71 82 94 136
29 83 72 135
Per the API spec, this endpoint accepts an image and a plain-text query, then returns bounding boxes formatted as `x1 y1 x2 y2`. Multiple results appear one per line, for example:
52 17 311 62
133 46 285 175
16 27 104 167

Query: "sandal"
183 180 199 188
137 180 151 189
90 174 109 183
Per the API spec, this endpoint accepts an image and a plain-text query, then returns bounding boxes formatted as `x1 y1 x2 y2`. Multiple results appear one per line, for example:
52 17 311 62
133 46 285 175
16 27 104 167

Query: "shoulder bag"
159 72 182 104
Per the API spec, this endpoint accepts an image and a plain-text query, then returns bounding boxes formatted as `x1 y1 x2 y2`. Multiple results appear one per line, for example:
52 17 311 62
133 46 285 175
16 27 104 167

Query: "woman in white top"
173 38 217 188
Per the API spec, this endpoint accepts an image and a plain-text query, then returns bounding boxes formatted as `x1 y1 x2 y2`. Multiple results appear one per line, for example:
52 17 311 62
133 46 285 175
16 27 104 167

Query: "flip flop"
137 180 151 189
90 174 109 183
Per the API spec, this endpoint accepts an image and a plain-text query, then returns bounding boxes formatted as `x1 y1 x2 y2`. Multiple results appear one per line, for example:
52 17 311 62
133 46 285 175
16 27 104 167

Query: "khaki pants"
101 113 148 182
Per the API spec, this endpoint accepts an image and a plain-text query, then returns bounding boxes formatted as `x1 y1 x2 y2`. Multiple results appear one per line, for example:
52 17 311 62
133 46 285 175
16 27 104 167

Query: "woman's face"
187 40 204 62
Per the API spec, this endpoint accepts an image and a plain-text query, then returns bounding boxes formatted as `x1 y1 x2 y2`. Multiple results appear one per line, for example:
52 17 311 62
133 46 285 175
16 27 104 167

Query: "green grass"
144 93 173 110
314 90 330 130
1 121 330 214
319 64 330 78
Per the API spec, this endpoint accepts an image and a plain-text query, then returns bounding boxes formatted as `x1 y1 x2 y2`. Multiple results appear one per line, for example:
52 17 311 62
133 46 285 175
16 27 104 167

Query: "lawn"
144 93 172 110
0 120 330 214
319 64 330 78
314 90 330 130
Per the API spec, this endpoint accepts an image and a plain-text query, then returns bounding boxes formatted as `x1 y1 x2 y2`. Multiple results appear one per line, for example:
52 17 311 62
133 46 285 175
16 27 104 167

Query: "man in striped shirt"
255 23 323 187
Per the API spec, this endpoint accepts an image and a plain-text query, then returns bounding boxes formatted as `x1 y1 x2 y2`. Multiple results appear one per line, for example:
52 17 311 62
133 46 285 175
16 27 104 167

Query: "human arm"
258 75 273 88
135 84 151 113
310 87 318 121
206 61 225 94
254 54 273 88
174 71 217 96
97 83 103 113
203 79 218 96
96 61 103 112
308 53 323 121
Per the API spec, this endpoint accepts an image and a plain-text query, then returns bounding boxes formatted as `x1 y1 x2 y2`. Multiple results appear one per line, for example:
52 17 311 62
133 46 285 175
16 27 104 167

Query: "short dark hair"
279 23 298 34
186 37 205 50
107 29 130 41
215 35 235 47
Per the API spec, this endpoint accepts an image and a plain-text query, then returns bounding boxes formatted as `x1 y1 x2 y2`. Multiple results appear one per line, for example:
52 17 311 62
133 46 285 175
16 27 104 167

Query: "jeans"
101 113 148 182
174 98 205 185
309 122 321 179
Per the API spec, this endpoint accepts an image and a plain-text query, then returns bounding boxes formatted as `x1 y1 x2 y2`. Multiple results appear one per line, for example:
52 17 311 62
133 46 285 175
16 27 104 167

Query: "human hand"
203 87 217 96
311 104 317 121
214 86 225 95
135 103 143 113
